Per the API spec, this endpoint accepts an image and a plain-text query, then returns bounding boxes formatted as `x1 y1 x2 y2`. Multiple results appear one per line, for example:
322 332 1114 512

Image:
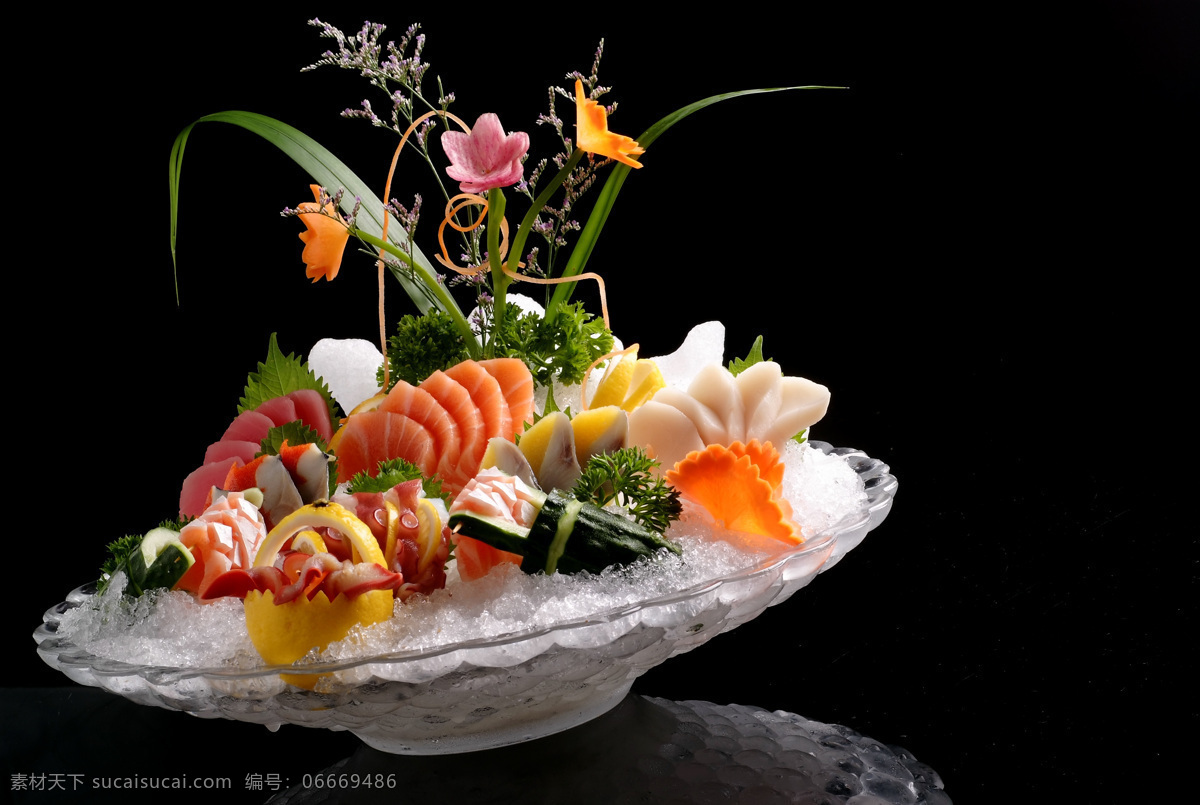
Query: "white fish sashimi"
652 387 729 447
626 400 706 471
737 361 785 443
763 377 831 446
687 364 744 443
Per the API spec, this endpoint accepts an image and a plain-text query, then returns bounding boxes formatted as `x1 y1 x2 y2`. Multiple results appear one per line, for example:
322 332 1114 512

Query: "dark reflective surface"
2 688 949 804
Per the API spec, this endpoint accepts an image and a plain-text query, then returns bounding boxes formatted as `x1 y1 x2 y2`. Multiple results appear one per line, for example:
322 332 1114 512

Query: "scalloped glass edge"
35 441 896 687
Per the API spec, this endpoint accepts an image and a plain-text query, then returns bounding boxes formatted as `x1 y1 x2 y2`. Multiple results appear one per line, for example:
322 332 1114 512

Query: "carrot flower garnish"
296 184 350 282
665 441 800 545
574 79 645 169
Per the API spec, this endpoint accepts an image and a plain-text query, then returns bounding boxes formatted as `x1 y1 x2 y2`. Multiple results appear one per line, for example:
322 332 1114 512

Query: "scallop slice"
762 376 831 446
627 400 706 473
688 364 745 444
736 361 785 443
652 387 729 447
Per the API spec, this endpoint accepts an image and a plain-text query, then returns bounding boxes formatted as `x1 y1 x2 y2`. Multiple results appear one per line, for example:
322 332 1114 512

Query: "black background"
6 3 1193 802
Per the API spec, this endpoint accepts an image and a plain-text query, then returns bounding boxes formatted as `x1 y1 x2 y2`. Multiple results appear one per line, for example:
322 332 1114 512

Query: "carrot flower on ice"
441 113 530 193
296 184 351 282
574 79 645 168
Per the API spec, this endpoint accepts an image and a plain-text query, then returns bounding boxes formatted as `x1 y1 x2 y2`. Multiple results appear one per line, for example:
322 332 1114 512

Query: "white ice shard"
309 338 383 413
648 321 726 391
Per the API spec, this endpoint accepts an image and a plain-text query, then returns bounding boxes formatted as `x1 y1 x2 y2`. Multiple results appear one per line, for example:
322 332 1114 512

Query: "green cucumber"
449 490 681 575
126 527 195 594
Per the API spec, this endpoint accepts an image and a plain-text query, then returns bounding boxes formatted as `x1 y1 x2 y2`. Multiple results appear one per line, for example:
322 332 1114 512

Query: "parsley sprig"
571 447 682 535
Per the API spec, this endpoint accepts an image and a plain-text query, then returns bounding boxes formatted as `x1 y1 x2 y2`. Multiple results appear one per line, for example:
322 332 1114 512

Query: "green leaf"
728 335 772 376
168 111 465 324
346 458 447 503
546 86 842 320
259 421 325 456
238 333 340 426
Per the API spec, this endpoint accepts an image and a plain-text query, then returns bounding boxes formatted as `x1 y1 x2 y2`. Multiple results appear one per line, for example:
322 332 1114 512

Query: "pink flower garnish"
441 113 529 193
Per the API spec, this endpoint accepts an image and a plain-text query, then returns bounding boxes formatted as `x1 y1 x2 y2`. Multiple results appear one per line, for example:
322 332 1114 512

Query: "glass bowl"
34 442 896 754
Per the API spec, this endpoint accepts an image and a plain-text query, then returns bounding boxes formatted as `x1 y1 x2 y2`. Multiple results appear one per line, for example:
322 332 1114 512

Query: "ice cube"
309 338 383 412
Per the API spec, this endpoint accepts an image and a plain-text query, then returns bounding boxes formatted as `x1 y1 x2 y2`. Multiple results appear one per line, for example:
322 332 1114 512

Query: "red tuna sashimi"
477 358 534 440
252 395 298 428
334 409 439 484
285 389 334 443
179 457 241 518
222 410 275 444
445 360 512 445
203 439 260 466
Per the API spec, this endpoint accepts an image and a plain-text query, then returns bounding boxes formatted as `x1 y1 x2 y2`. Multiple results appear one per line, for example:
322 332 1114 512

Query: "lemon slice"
244 588 394 690
245 501 392 690
254 501 385 569
289 530 327 555
623 360 665 411
383 501 400 569
589 350 638 409
415 498 444 572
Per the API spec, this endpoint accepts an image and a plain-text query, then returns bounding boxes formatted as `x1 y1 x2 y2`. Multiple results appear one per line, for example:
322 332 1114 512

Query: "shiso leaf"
258 422 325 456
347 458 448 503
728 336 771 376
238 333 340 425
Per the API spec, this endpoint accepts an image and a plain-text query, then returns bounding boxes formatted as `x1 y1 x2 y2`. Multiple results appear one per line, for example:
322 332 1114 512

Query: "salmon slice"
452 534 523 581
333 409 438 484
379 380 460 464
420 369 487 496
477 358 534 440
445 360 512 443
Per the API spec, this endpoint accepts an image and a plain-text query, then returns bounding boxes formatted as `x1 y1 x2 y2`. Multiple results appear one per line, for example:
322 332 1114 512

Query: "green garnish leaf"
346 458 448 503
238 334 341 425
792 428 808 445
98 534 142 595
259 422 325 456
380 311 472 390
728 336 771 376
571 447 683 535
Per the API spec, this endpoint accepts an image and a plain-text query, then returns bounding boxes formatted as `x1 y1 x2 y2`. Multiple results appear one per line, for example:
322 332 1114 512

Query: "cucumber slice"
452 490 681 576
127 527 194 594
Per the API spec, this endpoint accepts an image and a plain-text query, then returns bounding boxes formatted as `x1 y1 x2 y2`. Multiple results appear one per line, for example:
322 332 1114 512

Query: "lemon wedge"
415 498 444 572
245 501 392 689
244 588 394 689
623 360 665 411
289 530 327 555
588 351 638 409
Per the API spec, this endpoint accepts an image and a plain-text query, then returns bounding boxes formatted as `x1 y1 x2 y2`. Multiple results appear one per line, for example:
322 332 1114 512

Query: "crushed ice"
53 442 863 674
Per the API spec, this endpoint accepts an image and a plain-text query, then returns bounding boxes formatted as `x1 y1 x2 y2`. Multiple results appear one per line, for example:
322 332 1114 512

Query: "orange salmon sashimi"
419 370 487 496
331 359 535 499
445 360 512 450
477 358 534 440
380 381 461 464
334 409 438 485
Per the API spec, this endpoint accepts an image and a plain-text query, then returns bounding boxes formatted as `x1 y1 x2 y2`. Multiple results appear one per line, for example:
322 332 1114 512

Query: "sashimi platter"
35 20 897 754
